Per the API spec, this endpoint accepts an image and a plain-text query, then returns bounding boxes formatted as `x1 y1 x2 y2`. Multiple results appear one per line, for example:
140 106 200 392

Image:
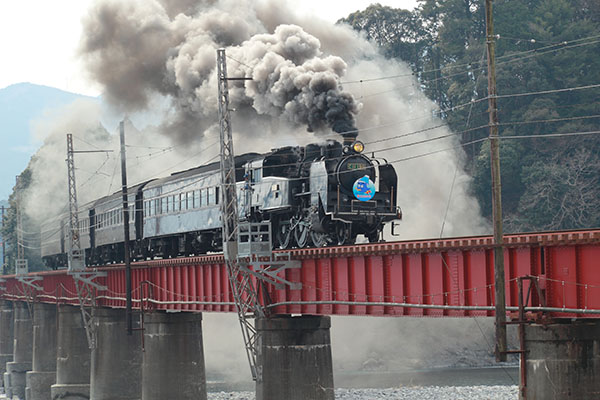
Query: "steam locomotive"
41 139 401 268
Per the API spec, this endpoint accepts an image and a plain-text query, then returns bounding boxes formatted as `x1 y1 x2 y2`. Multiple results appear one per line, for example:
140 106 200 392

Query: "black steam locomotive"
41 139 401 268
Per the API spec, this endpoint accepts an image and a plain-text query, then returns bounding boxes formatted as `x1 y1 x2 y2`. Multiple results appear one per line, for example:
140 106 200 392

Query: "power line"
498 130 600 140
495 83 600 100
341 34 600 85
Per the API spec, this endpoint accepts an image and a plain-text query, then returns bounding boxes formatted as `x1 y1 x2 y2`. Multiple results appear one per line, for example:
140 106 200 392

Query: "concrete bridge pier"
522 320 600 399
256 315 334 400
141 311 206 400
5 301 33 400
0 300 14 393
25 302 57 400
50 305 91 400
90 307 142 400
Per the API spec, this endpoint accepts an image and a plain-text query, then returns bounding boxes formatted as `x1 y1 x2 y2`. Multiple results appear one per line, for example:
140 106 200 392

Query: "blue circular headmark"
353 175 376 201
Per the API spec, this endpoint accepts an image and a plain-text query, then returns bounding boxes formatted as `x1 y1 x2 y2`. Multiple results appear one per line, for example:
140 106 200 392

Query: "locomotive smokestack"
343 134 356 145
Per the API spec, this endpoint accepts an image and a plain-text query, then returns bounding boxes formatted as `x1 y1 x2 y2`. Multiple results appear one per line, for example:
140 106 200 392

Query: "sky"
0 0 417 96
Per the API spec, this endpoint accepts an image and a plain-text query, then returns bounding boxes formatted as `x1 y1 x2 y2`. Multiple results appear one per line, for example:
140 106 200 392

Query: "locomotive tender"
41 139 401 268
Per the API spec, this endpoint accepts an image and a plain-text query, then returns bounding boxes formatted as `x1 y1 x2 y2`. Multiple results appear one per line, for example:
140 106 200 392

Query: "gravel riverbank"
208 385 519 399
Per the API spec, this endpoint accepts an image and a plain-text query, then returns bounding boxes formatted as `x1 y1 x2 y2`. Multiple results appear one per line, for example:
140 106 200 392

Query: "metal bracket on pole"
241 260 302 290
15 259 42 291
69 270 107 350
69 271 108 291
15 276 43 291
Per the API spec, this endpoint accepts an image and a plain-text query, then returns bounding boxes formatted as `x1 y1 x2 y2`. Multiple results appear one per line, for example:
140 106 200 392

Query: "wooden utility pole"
484 0 507 362
119 120 133 335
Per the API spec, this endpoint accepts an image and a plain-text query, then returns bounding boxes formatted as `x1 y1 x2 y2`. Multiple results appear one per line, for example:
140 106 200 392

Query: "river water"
207 366 520 399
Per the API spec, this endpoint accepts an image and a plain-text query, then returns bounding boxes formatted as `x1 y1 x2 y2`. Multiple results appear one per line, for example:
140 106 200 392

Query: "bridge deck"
2 229 600 319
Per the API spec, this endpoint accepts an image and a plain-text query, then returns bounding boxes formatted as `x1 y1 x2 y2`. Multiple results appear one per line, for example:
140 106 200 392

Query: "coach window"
215 187 220 204
201 189 207 207
194 190 200 208
173 195 179 212
166 196 172 212
161 197 167 214
208 187 215 205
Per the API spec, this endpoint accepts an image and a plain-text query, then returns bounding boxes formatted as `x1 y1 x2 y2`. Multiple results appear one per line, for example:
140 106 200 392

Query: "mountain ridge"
0 82 93 200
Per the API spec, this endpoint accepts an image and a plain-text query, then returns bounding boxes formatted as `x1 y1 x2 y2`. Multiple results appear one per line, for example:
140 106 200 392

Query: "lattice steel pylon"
15 177 26 273
66 133 85 272
66 133 106 350
217 48 265 382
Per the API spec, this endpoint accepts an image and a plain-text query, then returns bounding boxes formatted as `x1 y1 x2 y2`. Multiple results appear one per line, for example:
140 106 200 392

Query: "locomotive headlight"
352 141 365 153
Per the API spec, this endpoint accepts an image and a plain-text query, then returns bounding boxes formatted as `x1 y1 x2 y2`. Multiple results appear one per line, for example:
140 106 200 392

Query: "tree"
517 148 600 230
342 0 600 232
1 167 44 273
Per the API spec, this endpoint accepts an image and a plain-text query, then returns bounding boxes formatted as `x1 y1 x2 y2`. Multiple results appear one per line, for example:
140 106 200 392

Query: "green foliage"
1 167 45 273
341 0 600 232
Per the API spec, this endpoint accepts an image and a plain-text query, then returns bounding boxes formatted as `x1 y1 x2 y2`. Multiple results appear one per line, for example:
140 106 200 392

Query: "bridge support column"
25 303 57 400
90 307 142 400
522 320 600 400
256 315 334 400
51 305 91 400
0 300 14 393
5 301 33 400
141 311 206 400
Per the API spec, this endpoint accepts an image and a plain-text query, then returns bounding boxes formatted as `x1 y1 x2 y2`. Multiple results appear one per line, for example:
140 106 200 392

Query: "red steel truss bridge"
2 229 600 320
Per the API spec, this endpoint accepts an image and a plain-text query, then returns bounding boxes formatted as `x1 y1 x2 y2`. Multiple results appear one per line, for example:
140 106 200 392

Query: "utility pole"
119 120 133 335
484 0 507 362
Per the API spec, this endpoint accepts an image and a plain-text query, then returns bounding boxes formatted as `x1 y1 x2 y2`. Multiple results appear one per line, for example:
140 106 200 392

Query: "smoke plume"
79 0 359 143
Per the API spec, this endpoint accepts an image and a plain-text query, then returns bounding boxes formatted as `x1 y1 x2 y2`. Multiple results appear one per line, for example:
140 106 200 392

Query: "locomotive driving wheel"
276 221 292 249
310 230 328 248
294 220 310 248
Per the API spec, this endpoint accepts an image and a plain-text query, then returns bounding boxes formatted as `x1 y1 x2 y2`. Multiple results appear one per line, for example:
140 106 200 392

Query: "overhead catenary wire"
341 33 600 85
